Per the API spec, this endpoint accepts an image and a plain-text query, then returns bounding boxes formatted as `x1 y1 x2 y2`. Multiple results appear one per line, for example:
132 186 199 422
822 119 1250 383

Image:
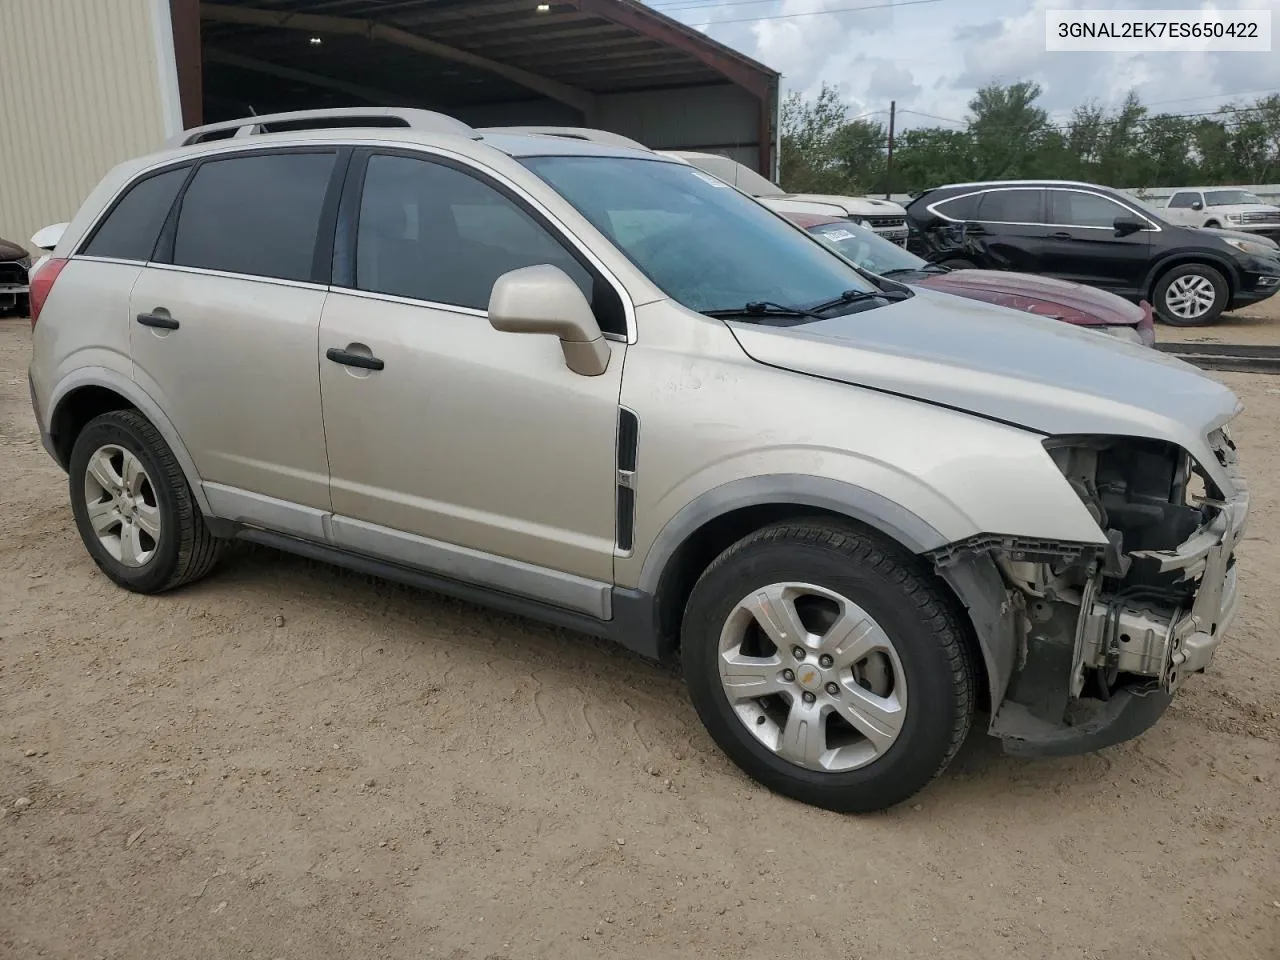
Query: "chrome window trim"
144 261 330 291
926 185 1162 232
73 255 151 268
324 286 628 341
69 137 641 344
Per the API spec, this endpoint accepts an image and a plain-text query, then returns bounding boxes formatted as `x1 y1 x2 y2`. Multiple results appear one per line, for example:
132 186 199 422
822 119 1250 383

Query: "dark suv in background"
905 179 1280 326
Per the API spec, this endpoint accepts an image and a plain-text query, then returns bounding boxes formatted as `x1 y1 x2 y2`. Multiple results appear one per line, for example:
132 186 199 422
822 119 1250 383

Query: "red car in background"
784 212 1156 346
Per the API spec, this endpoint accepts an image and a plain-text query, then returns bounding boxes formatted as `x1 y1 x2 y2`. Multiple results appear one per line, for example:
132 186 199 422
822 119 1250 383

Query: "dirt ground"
1161 292 1280 344
1 313 1278 960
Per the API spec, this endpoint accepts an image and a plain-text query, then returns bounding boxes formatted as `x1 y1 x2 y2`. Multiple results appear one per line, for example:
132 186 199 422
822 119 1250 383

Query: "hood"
781 194 906 216
914 269 1144 326
1202 203 1280 216
0 237 29 262
1200 226 1280 250
727 287 1239 489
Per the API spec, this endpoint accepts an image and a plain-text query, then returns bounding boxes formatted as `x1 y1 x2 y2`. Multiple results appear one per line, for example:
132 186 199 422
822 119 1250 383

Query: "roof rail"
167 107 477 148
477 126 651 151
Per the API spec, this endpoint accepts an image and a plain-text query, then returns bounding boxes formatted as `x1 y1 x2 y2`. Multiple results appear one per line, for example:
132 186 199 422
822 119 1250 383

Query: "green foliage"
779 81 1280 196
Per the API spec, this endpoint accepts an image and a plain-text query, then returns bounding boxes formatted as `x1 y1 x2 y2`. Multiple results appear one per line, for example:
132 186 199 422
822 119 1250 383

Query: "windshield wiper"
702 300 827 321
807 287 910 313
881 264 947 277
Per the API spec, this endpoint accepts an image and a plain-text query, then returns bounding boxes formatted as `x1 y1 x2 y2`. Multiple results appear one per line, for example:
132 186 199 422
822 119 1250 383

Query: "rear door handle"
1049 231 1073 240
326 346 385 371
136 312 179 330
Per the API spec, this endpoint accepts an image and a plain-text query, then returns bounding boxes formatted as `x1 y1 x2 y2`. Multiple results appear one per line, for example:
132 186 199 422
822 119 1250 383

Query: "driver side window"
1048 190 1134 228
353 153 625 334
1168 192 1200 209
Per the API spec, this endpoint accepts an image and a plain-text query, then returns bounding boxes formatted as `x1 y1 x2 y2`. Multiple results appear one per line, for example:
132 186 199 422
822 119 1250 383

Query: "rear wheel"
681 521 975 813
68 410 224 592
1154 263 1228 326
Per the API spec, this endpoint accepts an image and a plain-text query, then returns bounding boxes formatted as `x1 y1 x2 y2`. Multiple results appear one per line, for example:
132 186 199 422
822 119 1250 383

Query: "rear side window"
81 167 187 261
930 193 980 221
172 152 337 282
976 189 1043 223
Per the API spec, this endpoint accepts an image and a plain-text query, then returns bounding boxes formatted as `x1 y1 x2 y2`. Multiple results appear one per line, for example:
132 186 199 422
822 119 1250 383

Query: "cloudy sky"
646 0 1280 128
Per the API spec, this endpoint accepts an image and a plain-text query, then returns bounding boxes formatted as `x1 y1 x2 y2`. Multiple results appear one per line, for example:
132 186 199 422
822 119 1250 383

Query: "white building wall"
0 0 181 249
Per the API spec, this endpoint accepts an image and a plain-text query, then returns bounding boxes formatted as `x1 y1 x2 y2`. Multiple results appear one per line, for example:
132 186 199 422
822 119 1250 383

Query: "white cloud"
660 0 1280 127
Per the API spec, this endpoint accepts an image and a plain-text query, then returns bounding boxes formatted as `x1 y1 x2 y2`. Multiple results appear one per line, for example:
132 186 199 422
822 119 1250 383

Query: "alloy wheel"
1164 274 1217 321
717 582 908 772
83 444 162 567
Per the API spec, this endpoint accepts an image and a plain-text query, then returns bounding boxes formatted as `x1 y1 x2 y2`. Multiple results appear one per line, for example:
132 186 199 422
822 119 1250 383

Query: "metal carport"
174 0 781 176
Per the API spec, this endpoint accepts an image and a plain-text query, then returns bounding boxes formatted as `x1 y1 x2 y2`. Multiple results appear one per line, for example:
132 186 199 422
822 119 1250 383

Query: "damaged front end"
933 426 1248 756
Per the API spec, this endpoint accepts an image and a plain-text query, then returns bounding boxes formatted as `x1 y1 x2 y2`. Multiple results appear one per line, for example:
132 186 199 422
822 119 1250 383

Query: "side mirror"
1190 200 1203 211
30 222 68 252
488 264 611 377
1113 216 1146 237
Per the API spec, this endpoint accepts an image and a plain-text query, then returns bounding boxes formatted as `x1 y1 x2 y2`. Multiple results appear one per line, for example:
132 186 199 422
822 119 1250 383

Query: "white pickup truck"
1162 187 1280 241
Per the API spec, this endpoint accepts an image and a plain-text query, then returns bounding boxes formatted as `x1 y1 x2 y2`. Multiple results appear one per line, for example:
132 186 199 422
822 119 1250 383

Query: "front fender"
44 366 213 516
630 473 1022 711
1142 250 1241 295
633 473 949 596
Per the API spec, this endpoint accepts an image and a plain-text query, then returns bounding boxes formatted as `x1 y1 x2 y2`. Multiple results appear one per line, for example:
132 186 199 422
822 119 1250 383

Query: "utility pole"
885 100 896 200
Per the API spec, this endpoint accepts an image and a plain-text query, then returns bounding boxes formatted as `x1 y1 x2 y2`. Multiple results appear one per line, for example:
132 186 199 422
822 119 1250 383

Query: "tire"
681 521 975 813
1153 263 1228 326
68 409 224 593
1203 221 1220 229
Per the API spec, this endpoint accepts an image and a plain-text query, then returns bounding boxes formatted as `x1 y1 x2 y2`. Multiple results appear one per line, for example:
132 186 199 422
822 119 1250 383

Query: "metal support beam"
571 0 772 99
170 0 204 126
199 2 597 116
204 48 412 107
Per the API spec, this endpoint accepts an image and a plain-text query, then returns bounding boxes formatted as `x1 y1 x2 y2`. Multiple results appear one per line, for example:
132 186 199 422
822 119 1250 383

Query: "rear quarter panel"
30 259 141 429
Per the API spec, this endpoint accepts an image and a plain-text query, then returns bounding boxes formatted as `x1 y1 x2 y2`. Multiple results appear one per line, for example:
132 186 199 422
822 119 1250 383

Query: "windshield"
805 221 927 274
521 156 877 313
1205 189 1265 206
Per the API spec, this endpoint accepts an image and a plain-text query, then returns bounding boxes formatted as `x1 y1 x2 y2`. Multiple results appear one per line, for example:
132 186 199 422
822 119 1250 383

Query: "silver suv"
28 108 1248 812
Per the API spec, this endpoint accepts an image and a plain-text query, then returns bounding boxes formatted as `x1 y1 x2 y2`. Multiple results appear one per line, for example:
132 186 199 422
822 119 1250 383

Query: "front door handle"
326 346 385 371
1049 231 1073 240
136 312 179 330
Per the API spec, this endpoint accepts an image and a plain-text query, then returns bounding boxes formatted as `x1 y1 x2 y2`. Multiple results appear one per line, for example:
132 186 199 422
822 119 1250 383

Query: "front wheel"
681 521 976 813
1154 263 1228 326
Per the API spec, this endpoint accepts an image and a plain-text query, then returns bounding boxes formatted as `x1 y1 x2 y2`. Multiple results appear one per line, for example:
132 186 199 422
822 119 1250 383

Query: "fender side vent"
617 407 639 472
616 485 636 552
616 408 639 551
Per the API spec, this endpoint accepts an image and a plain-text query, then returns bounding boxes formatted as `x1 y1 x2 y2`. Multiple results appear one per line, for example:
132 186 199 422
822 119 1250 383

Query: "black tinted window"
173 152 336 282
933 193 980 221
1167 192 1199 209
976 189 1043 223
82 167 187 261
1049 190 1131 228
355 154 596 315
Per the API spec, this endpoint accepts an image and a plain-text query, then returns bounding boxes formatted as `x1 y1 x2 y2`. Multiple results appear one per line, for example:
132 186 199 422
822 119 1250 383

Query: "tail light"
29 257 68 329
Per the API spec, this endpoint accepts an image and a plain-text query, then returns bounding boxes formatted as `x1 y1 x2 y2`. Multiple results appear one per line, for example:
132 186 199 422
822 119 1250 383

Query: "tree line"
780 81 1280 197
